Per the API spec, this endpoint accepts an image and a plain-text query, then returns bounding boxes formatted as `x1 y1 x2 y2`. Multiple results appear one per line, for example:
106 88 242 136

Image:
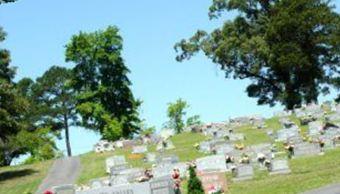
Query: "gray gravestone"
196 155 227 173
308 121 323 136
216 143 234 155
233 165 254 181
269 160 291 175
76 182 150 194
146 153 157 163
132 145 148 154
149 176 175 194
106 155 127 173
110 164 129 175
294 143 321 157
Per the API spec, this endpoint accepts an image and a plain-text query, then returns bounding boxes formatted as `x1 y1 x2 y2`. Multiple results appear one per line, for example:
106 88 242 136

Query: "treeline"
0 22 141 166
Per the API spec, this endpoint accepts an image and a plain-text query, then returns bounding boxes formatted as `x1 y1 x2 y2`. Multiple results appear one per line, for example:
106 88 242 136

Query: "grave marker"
132 145 148 154
51 184 75 194
233 165 254 181
196 155 227 173
294 143 321 157
269 160 291 175
198 171 227 194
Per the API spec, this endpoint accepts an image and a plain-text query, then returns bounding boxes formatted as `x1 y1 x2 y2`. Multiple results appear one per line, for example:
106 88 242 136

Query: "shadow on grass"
0 169 38 182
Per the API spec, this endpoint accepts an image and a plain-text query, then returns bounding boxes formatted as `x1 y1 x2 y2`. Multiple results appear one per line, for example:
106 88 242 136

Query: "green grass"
265 117 282 131
163 132 208 162
234 125 271 146
227 149 340 194
0 160 53 194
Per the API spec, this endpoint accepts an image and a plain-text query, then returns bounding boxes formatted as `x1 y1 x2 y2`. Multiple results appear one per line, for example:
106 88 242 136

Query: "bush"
187 166 204 194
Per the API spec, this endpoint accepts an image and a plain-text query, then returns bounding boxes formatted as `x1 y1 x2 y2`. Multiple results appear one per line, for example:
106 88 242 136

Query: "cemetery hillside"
1 0 340 194
2 103 340 193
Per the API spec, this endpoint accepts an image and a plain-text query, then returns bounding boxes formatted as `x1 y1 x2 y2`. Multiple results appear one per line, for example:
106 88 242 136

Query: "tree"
175 0 340 110
186 115 202 126
65 26 141 140
0 0 17 5
166 98 189 133
187 166 204 194
34 66 77 157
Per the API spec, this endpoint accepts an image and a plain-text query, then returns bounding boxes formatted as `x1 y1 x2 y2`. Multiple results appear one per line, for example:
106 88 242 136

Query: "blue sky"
1 0 339 156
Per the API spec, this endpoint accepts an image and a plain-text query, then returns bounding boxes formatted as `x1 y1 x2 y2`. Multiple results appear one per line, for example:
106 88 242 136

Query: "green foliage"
0 0 18 4
175 0 340 110
187 166 204 194
65 26 141 140
186 115 202 126
34 66 76 156
166 98 189 133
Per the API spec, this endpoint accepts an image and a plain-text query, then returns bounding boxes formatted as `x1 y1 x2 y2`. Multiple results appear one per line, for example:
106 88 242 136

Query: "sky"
1 0 340 156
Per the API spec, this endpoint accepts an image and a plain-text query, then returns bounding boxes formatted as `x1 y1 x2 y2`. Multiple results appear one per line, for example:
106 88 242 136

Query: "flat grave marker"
269 160 291 175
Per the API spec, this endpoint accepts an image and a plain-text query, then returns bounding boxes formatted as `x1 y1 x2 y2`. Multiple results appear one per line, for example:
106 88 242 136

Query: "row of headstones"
51 176 176 194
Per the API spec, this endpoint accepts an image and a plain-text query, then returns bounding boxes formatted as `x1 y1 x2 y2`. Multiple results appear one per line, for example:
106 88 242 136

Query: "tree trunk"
64 114 72 157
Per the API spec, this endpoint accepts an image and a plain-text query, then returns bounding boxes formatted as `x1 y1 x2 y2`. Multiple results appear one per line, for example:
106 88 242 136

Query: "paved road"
35 156 81 194
302 184 340 194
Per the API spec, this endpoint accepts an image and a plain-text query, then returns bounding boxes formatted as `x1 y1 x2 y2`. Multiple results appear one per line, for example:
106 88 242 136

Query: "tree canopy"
65 26 141 140
166 98 189 133
175 0 340 109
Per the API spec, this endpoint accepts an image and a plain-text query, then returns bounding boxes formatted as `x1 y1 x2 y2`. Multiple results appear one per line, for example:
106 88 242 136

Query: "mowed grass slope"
0 160 53 194
228 149 340 194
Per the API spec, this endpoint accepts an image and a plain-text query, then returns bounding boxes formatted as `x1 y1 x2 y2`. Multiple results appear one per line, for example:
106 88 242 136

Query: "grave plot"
152 162 187 178
149 176 175 194
269 159 291 175
156 155 179 165
132 145 148 154
227 133 245 141
308 121 323 136
276 127 299 142
199 141 213 153
110 164 129 176
248 143 273 164
77 181 150 194
215 143 234 155
287 135 304 144
146 153 157 163
116 168 144 182
232 165 254 181
106 155 127 174
196 155 228 173
294 142 321 157
198 171 228 194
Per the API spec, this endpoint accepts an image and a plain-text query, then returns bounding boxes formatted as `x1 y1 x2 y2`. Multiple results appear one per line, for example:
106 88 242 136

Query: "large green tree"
34 66 77 157
65 26 141 140
175 0 340 110
166 98 189 134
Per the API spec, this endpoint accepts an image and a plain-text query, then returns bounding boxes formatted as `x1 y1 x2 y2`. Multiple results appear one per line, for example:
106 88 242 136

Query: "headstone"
149 176 175 194
76 182 150 194
110 175 130 186
156 155 179 165
198 171 227 194
199 141 212 153
51 184 75 194
110 164 129 175
233 165 254 181
89 178 107 189
106 155 127 173
196 155 227 173
152 162 187 178
294 143 321 157
146 153 157 163
132 145 148 154
269 160 291 175
308 121 323 136
276 127 299 142
117 168 145 182
215 143 234 155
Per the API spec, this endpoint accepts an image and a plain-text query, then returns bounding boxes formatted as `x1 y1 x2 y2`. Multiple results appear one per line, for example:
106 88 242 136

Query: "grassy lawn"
0 160 53 194
228 149 340 194
234 125 272 146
